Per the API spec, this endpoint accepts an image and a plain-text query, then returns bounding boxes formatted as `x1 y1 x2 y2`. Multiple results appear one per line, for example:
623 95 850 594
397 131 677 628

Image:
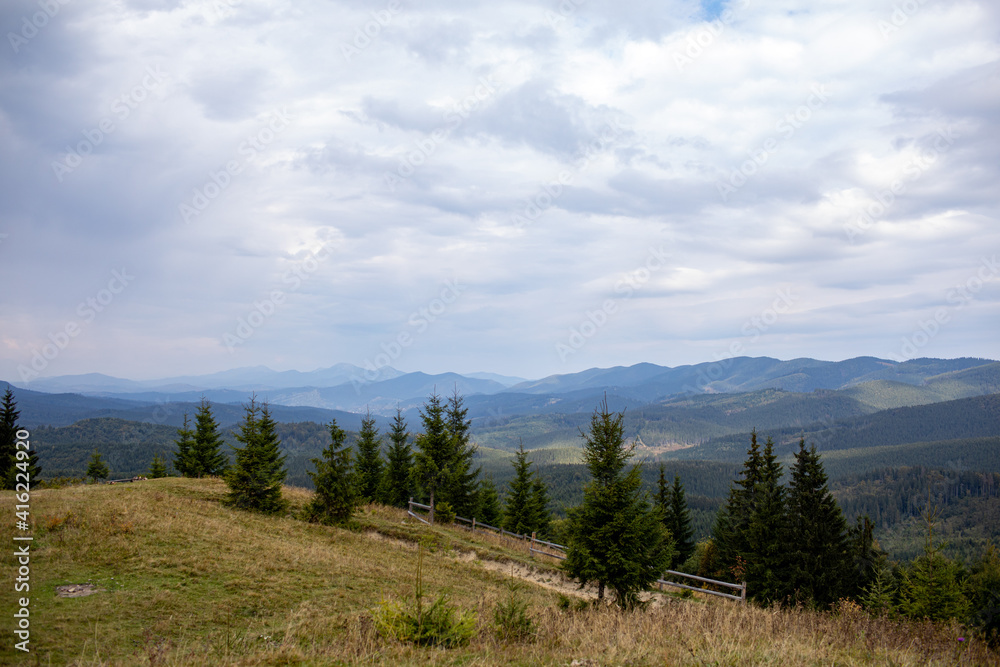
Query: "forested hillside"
685 393 1000 460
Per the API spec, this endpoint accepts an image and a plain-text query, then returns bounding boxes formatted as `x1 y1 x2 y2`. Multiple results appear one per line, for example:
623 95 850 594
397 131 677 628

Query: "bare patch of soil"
56 583 101 598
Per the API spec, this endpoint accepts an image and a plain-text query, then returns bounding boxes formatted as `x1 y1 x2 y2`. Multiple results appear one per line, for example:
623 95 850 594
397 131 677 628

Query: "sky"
1 0 998 384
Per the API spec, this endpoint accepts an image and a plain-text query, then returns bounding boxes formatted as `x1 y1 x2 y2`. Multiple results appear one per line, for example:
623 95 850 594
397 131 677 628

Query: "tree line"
155 389 561 541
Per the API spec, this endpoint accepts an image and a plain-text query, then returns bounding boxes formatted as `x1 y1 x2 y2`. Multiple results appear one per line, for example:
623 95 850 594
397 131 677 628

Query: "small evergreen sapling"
87 449 110 483
148 453 169 478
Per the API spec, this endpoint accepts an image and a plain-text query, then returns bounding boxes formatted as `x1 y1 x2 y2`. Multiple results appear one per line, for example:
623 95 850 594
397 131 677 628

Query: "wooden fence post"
471 517 476 533
530 532 536 557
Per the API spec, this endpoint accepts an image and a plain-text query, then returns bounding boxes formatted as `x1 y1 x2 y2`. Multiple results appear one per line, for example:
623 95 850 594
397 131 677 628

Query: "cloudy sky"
1 0 998 384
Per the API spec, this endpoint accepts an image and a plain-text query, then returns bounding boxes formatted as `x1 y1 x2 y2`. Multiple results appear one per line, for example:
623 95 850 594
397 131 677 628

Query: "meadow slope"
2 478 996 666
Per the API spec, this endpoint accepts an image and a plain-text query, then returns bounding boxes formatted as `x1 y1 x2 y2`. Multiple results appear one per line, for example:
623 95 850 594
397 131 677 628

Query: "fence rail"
406 498 745 602
657 570 747 602
104 476 146 484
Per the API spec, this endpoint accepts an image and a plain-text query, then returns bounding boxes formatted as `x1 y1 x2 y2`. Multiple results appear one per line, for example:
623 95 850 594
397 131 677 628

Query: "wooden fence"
406 498 746 602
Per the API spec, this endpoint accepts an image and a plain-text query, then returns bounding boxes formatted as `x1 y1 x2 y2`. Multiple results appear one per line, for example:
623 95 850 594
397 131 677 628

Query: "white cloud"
0 0 997 382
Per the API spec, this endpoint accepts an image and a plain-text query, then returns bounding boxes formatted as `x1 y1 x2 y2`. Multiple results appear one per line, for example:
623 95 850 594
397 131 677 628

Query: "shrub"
372 546 476 648
492 578 535 642
434 501 456 524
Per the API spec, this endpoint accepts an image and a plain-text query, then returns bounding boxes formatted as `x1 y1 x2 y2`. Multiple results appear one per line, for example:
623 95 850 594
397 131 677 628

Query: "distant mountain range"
5 356 998 428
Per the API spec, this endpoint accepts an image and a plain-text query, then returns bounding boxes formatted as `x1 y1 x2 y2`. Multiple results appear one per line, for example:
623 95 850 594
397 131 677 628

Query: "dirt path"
363 526 677 606
475 558 599 600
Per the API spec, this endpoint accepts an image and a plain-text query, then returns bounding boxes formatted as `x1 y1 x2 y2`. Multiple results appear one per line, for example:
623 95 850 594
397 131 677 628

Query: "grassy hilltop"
2 478 995 666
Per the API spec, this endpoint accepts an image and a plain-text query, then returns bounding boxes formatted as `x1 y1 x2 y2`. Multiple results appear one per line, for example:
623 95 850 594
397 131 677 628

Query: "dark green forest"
20 381 1000 564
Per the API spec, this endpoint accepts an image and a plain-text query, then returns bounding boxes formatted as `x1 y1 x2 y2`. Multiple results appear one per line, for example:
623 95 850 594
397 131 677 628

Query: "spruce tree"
898 512 969 621
502 442 537 535
192 399 228 476
744 436 787 604
529 476 552 538
0 385 19 488
0 386 39 489
379 408 412 507
412 392 450 518
563 398 673 609
476 475 502 526
655 464 670 519
87 449 109 483
307 418 357 524
354 409 384 503
23 449 41 489
173 414 197 477
848 515 887 599
785 439 851 606
712 430 763 582
224 397 287 514
149 453 169 478
665 474 695 570
443 388 480 517
966 544 1000 645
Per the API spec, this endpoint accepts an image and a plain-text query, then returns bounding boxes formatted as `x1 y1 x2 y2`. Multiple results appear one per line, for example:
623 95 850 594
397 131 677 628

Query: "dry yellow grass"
1 478 995 666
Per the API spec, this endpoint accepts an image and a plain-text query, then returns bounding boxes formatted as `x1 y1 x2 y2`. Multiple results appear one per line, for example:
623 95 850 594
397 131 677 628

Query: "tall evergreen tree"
665 473 695 570
224 397 287 514
529 476 552 538
173 414 197 477
502 442 538 535
87 449 109 483
743 436 787 604
412 389 481 518
192 399 228 476
785 439 851 606
563 398 673 609
379 408 412 507
0 386 39 489
354 409 384 503
443 387 480 517
307 418 357 524
712 430 763 582
0 385 20 488
476 474 502 526
412 392 450 518
847 514 887 599
655 464 670 519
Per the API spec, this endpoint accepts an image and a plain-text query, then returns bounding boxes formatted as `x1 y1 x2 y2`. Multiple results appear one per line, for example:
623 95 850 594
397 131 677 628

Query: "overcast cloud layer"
1 0 998 383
